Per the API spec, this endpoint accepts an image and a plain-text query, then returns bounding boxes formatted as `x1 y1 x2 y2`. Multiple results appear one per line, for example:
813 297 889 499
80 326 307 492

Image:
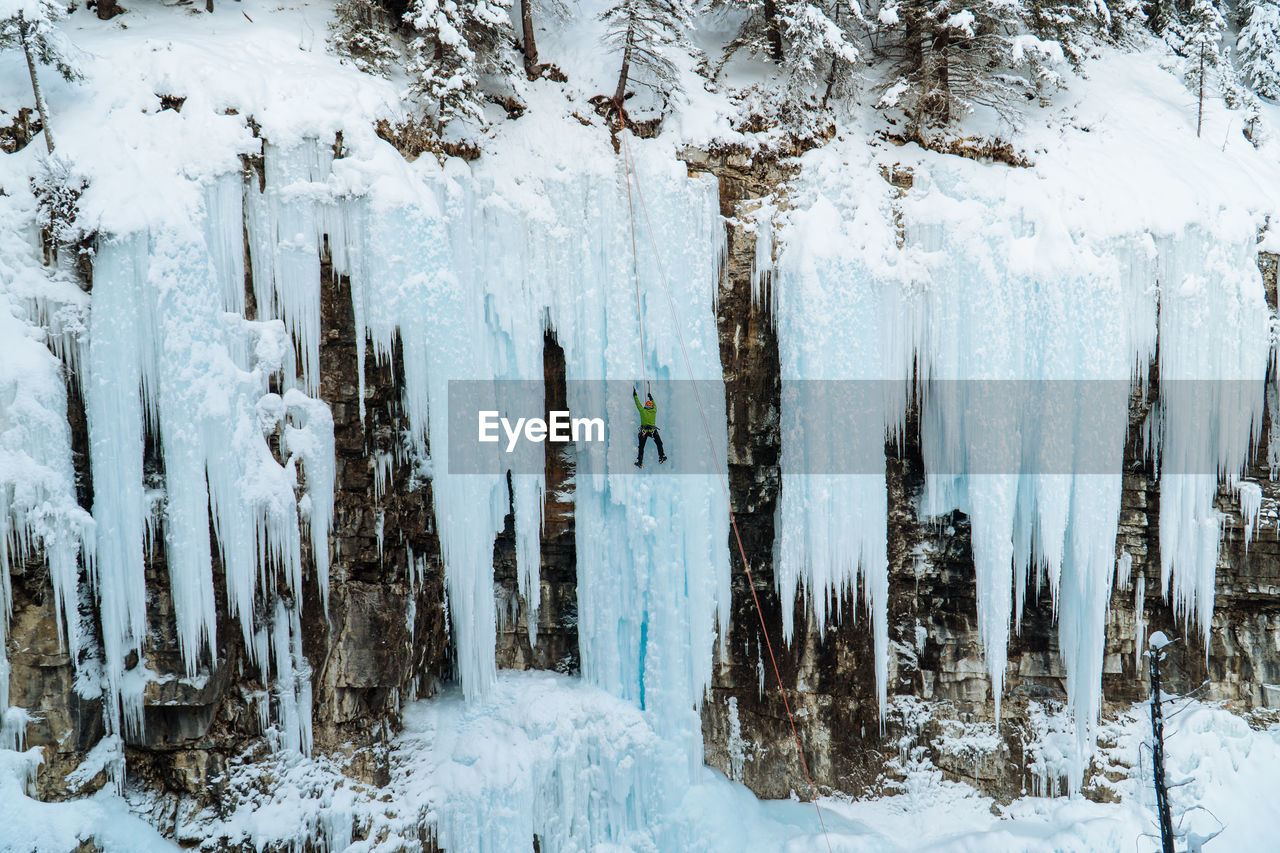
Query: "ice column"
1154 225 1271 643
86 179 332 746
775 195 912 720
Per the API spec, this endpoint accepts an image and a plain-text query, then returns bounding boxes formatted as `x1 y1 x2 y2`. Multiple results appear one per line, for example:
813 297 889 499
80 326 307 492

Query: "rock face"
305 261 450 754
697 150 1280 802
494 332 580 676
6 147 1280 834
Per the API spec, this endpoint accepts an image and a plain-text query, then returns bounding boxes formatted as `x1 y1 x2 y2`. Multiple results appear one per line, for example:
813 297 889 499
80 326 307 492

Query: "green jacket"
634 392 656 427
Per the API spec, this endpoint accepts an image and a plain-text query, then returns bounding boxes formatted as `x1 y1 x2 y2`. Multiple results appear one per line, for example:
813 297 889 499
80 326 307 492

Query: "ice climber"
633 385 667 467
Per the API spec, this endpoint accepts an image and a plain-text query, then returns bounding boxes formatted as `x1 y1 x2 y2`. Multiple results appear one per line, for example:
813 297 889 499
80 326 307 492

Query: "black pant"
637 426 664 464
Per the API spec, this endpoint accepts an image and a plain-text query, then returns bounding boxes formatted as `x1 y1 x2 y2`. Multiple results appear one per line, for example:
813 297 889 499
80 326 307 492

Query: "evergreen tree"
1167 0 1226 135
716 0 862 100
1238 0 1280 99
519 0 570 79
1024 0 1115 65
601 0 696 105
779 1 862 100
330 0 400 77
1144 0 1180 38
31 152 87 265
880 0 1065 126
403 0 517 131
717 0 785 65
0 0 79 153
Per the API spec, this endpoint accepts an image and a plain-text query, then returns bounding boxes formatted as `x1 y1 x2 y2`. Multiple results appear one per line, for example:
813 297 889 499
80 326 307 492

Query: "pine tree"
519 0 570 79
31 152 87 266
601 0 695 106
779 1 862 100
403 0 518 131
1238 0 1280 99
330 0 400 77
0 0 79 153
1167 0 1226 135
717 0 785 65
715 0 863 101
879 0 1065 127
1025 0 1114 65
1144 0 1180 38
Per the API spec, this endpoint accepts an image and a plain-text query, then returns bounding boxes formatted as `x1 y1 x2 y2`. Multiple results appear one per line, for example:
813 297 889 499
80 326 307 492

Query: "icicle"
774 194 918 723
1239 481 1263 547
1134 573 1147 673
246 142 330 394
85 234 153 737
268 595 313 756
0 275 91 718
1116 549 1133 592
334 138 728 730
204 173 247 317
1155 227 1270 646
750 200 775 311
86 176 334 741
283 389 335 610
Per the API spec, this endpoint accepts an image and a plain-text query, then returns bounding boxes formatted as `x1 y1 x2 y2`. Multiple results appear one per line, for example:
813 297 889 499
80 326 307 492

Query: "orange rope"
618 105 648 396
615 110 834 853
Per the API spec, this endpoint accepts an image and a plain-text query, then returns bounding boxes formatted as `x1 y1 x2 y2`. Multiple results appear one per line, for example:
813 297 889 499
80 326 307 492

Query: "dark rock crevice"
494 331 580 674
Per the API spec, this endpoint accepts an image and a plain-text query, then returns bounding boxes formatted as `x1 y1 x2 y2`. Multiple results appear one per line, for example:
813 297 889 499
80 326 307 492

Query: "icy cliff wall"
1 104 738 839
700 113 1280 799
5 64 1280 849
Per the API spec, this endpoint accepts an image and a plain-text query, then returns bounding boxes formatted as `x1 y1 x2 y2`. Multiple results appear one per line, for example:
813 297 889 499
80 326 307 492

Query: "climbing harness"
615 104 835 853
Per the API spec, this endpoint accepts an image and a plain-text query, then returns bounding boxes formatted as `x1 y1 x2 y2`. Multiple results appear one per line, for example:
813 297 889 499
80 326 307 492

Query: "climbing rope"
620 108 649 397
615 111 835 853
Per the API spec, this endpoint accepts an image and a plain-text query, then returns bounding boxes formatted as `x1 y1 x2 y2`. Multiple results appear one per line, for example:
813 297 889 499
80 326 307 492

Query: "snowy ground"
6 672 1280 851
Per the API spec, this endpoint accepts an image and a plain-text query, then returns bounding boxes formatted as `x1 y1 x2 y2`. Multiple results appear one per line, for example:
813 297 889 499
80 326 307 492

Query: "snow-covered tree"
717 0 784 65
1238 0 1280 99
1024 0 1114 65
1165 0 1226 135
0 0 79 153
879 0 1066 126
716 0 862 100
601 0 696 105
31 151 87 265
403 0 518 131
329 0 400 77
780 1 862 100
1145 0 1179 38
519 0 570 79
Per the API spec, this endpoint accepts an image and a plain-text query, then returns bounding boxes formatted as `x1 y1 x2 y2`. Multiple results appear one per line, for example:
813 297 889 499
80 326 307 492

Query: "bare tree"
519 0 569 79
602 0 694 107
1 2 80 153
1166 0 1226 138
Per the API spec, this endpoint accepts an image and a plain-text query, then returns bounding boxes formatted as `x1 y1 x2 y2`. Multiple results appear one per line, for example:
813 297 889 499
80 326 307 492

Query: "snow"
771 38 1280 785
0 747 178 853
0 674 1266 853
64 734 124 795
3 0 1280 848
0 159 93 718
